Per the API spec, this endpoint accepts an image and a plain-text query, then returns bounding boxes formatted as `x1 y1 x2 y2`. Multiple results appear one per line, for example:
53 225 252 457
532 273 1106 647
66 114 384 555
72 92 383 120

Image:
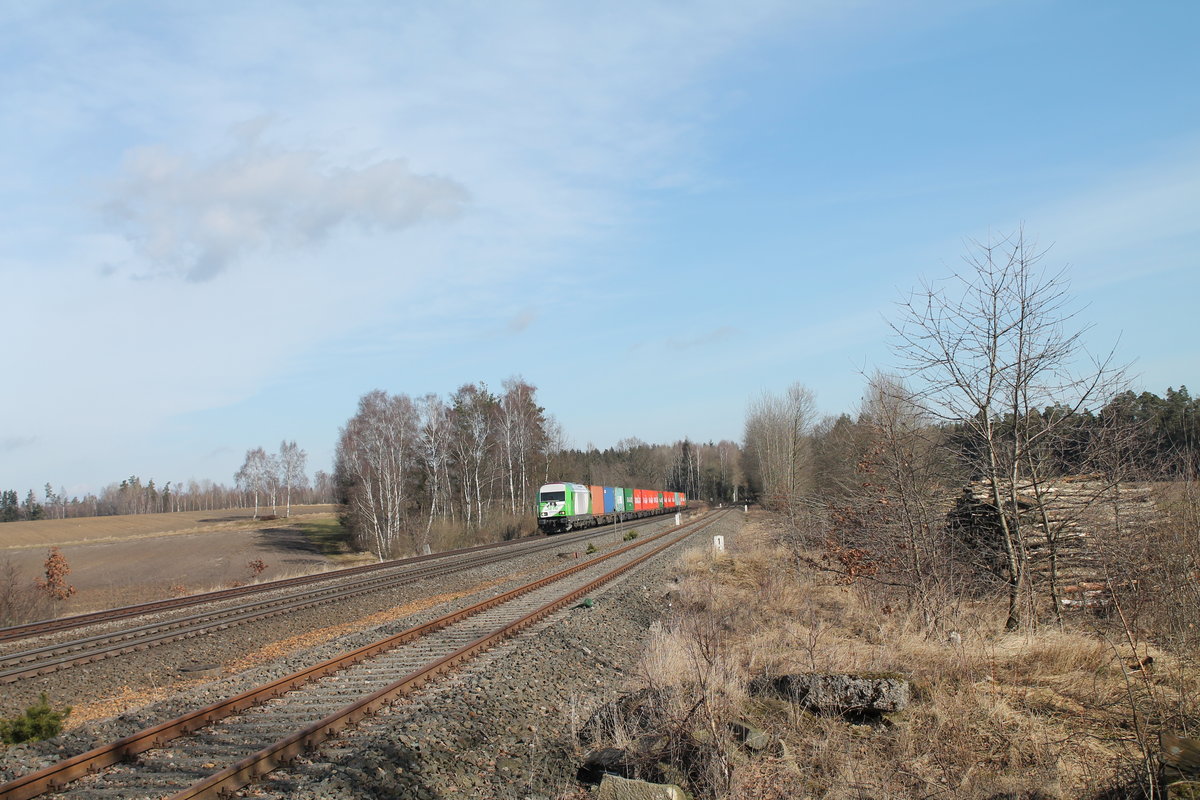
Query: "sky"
1 1 1197 496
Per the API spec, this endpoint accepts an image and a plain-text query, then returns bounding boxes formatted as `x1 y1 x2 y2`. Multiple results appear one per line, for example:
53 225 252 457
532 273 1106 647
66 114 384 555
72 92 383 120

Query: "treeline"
334 377 735 560
0 468 336 523
748 384 1198 508
553 438 744 505
334 377 553 559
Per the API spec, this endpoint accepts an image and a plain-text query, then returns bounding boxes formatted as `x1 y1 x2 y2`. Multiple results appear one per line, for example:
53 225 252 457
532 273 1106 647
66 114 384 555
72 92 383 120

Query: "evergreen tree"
0 490 19 522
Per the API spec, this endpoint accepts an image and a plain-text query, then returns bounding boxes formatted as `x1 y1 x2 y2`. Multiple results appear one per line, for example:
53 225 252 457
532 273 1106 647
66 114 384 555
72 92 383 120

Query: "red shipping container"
589 486 604 516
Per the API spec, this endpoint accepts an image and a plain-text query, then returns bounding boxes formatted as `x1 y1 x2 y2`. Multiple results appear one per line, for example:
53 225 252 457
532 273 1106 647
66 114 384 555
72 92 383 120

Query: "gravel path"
0 511 739 797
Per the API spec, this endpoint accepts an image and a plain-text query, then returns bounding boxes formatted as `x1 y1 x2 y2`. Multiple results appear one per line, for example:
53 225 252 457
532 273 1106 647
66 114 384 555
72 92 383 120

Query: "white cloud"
103 129 468 281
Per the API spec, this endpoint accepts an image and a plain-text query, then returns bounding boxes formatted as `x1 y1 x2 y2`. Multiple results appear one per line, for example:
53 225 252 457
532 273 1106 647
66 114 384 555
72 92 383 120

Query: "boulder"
578 748 637 784
750 673 911 715
728 720 771 751
597 773 691 800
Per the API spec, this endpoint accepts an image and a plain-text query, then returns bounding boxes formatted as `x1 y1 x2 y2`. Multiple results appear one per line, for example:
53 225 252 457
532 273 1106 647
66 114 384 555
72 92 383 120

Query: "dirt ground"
0 505 337 549
2 511 349 614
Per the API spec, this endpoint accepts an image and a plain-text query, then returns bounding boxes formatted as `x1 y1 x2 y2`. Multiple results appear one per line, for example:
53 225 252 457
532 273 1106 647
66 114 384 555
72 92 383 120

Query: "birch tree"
278 440 308 517
416 393 451 549
335 390 418 560
499 377 546 514
450 384 497 527
235 447 270 518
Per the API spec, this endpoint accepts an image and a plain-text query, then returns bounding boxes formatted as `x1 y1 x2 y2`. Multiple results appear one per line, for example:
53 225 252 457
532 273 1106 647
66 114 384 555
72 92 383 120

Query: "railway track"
0 517 670 684
0 518 659 645
0 510 724 800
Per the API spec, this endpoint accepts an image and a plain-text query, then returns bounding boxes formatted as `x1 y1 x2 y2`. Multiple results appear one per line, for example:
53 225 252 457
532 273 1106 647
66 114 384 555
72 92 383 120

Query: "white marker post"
674 512 681 526
713 535 725 551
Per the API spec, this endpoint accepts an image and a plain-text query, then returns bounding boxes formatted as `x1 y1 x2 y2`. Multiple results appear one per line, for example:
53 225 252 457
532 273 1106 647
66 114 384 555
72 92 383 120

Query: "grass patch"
294 517 359 560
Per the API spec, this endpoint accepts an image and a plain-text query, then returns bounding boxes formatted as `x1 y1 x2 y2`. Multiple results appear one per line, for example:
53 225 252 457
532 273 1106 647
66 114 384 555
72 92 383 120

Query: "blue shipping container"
603 486 615 514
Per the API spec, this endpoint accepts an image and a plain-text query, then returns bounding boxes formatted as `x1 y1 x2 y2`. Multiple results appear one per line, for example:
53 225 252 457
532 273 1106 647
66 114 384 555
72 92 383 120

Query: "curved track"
0 510 723 800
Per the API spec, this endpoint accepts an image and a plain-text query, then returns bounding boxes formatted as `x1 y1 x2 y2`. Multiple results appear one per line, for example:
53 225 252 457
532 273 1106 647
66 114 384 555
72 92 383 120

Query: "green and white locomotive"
536 482 593 533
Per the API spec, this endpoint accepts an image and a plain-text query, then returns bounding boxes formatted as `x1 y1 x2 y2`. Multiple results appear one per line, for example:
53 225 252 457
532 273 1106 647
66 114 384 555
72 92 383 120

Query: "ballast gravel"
250 512 741 799
0 511 741 799
0 523 663 721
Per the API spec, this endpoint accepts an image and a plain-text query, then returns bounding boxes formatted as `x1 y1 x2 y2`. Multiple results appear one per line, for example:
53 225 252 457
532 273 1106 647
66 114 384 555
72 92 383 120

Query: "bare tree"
892 229 1122 629
416 393 451 550
278 440 308 517
335 390 418 560
744 383 817 515
449 384 497 527
235 447 270 519
499 377 546 514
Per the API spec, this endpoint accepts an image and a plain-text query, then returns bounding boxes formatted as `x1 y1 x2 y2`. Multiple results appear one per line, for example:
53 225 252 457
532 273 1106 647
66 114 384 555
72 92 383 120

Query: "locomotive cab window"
540 491 565 502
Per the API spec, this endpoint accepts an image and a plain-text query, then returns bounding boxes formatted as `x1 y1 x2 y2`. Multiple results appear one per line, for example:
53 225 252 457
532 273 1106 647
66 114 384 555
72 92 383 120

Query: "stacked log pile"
946 477 1159 608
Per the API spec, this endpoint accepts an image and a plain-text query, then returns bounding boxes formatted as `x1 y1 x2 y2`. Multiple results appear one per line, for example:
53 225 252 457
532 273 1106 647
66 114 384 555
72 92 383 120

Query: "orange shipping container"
590 486 604 516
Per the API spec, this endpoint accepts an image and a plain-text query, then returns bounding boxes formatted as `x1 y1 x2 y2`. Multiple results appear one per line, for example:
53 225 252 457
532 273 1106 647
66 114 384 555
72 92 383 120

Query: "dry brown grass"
613 511 1200 799
0 505 338 549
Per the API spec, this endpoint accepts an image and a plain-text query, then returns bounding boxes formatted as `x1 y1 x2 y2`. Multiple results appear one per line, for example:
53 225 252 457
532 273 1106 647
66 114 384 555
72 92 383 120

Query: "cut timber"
946 478 1159 609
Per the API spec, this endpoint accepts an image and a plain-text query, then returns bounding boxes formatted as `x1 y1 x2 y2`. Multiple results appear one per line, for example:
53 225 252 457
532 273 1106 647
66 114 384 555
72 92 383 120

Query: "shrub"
586 543 598 555
624 530 639 541
0 693 70 744
35 547 76 602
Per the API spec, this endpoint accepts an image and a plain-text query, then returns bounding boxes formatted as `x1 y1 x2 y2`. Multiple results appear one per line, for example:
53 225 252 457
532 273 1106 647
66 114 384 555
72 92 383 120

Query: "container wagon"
537 481 686 533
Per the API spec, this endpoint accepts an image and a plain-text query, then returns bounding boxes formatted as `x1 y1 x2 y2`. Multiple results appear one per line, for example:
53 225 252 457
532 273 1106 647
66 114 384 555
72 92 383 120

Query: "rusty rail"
0 526 569 644
168 513 715 800
0 518 655 683
0 511 717 800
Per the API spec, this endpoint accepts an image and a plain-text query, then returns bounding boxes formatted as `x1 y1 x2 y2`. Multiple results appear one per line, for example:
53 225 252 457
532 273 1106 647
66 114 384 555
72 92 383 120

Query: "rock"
597 773 691 800
578 747 637 784
495 756 523 773
652 761 689 788
728 720 771 751
750 673 911 715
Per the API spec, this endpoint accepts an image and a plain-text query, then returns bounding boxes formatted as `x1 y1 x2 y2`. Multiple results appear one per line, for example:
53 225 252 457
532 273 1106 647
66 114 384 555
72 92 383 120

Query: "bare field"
0 505 337 549
0 507 361 617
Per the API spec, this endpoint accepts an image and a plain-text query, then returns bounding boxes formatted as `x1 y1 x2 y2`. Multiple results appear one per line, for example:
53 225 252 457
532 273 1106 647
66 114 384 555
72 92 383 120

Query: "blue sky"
1 1 1197 495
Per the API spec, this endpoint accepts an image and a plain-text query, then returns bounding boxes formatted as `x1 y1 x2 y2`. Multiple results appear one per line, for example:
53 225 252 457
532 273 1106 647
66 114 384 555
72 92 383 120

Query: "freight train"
537 482 686 533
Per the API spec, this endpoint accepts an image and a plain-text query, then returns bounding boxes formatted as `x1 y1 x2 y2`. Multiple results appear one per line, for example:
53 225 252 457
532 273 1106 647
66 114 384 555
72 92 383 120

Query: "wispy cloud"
506 309 537 334
1 436 37 453
630 326 739 352
103 125 469 281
